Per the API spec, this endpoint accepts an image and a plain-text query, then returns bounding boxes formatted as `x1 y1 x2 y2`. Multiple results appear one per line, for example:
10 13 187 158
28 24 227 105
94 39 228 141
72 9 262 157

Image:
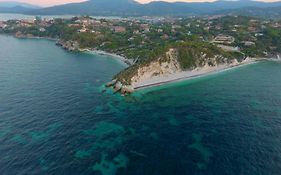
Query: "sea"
0 13 125 21
0 34 281 175
0 13 74 21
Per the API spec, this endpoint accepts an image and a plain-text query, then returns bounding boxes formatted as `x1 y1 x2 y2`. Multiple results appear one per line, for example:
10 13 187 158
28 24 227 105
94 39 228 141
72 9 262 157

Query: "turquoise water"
0 34 281 175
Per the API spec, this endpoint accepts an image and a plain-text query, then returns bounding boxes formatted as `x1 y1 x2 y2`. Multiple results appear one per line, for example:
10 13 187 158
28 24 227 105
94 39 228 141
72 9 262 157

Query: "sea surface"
0 34 281 175
0 13 74 21
0 13 125 21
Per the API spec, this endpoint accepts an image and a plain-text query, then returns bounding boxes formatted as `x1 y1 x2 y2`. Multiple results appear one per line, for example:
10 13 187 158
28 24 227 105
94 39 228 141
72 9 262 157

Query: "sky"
0 0 279 7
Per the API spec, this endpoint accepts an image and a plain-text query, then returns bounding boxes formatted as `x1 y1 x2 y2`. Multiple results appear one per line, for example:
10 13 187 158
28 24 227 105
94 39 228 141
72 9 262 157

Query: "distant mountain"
0 6 34 13
216 6 281 19
25 0 142 16
189 0 281 14
26 0 196 16
0 1 41 14
11 0 281 18
0 1 40 9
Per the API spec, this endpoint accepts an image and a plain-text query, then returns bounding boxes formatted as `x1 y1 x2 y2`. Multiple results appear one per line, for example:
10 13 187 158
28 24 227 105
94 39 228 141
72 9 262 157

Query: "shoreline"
79 48 132 66
0 34 131 66
2 34 277 93
134 59 263 90
14 35 58 41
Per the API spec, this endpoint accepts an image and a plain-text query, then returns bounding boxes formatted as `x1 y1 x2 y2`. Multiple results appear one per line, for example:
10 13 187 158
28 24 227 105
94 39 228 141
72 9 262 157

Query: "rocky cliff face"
110 42 245 94
56 40 80 51
130 49 181 87
119 47 241 87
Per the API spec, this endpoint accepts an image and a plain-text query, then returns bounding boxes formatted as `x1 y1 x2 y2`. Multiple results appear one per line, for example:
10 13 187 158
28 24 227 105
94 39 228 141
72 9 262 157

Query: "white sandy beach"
134 59 261 90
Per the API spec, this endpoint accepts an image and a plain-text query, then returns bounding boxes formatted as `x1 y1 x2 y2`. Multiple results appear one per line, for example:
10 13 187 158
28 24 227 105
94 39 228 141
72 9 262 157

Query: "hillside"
217 6 281 19
114 41 244 87
26 0 143 16
1 15 281 93
0 6 35 13
0 1 40 14
0 1 40 8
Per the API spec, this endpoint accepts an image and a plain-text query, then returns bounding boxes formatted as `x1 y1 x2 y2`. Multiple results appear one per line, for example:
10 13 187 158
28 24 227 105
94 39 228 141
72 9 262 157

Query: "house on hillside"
114 26 126 33
212 35 235 44
0 22 7 29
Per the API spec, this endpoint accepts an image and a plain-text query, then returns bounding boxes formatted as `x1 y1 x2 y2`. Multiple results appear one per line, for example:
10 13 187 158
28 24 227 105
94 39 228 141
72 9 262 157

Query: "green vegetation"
114 40 245 84
176 42 224 70
1 15 281 85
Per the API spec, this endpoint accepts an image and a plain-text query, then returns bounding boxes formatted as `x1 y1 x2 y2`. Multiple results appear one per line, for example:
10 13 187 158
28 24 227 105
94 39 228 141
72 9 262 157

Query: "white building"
212 35 235 44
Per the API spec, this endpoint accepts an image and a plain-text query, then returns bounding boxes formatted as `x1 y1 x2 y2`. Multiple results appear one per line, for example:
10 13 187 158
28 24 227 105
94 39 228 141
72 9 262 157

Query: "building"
39 28 46 32
140 24 149 29
140 24 150 32
212 35 235 44
161 34 169 39
78 28 87 33
217 45 240 52
68 24 80 27
242 41 255 46
172 25 181 29
157 29 163 33
114 26 126 33
143 27 150 33
19 19 35 27
255 33 264 37
0 22 7 29
248 26 257 33
133 30 140 34
272 22 281 28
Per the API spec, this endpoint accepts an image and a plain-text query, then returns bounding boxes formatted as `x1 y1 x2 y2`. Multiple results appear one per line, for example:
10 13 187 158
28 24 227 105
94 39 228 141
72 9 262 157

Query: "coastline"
14 34 58 41
6 34 131 66
134 59 263 90
79 48 132 66
2 34 275 93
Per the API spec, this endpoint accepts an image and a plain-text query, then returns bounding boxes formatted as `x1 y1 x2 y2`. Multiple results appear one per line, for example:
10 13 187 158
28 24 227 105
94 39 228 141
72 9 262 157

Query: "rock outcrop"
105 80 134 95
113 42 245 91
130 48 181 87
56 40 80 51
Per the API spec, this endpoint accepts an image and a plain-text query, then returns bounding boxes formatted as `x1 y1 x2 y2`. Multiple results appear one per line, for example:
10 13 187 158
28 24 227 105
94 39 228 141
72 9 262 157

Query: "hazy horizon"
0 0 280 7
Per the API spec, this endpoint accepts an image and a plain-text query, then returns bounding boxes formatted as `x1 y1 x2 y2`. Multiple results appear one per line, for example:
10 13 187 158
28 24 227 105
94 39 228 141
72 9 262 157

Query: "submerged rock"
105 79 117 87
121 86 135 95
104 80 134 95
114 81 123 92
56 40 79 51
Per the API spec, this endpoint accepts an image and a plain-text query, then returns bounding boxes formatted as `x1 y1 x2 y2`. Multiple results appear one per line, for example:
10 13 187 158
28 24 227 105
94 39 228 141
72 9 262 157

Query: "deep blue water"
0 35 281 175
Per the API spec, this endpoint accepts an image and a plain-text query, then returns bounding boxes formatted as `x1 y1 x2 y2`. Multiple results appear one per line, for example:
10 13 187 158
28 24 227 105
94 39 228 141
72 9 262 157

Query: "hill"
216 6 281 19
24 0 281 17
0 1 40 13
0 1 40 8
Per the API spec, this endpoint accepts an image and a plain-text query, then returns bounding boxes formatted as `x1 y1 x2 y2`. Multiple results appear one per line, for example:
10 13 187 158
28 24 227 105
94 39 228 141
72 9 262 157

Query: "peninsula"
1 15 281 94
